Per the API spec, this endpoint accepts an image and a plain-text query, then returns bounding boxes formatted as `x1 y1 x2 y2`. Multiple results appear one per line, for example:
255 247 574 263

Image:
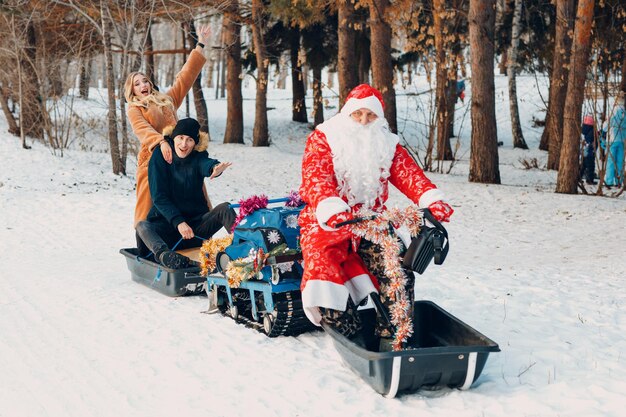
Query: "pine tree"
223 0 244 144
542 0 574 168
557 0 596 194
368 0 397 133
468 0 501 184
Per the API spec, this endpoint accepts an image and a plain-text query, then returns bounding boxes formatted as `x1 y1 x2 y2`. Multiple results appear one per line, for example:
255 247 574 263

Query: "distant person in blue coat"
603 95 626 188
136 118 235 269
580 114 597 185
456 79 466 103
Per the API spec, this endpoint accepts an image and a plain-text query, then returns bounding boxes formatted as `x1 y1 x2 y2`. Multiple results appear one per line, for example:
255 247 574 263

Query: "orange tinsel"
350 205 423 351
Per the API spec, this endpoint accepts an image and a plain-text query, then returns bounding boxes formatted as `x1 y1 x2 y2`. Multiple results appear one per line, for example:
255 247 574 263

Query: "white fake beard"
328 117 397 208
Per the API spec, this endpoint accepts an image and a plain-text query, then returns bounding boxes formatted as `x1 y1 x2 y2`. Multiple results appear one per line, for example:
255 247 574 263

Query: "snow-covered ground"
1 74 625 417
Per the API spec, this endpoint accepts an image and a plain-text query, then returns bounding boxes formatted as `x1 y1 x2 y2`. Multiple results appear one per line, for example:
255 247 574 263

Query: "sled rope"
152 236 206 283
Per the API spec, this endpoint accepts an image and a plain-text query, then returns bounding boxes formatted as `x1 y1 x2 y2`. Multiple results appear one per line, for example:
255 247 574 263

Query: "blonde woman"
125 24 211 229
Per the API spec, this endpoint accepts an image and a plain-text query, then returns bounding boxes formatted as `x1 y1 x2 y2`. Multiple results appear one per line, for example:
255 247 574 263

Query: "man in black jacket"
136 118 235 269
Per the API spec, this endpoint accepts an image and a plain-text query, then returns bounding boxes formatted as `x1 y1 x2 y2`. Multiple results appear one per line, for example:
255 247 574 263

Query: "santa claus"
298 84 453 336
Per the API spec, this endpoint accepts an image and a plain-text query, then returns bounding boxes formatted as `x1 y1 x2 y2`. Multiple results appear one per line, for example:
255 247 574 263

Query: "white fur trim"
315 196 350 231
418 188 445 208
344 274 377 305
341 96 385 119
302 280 351 325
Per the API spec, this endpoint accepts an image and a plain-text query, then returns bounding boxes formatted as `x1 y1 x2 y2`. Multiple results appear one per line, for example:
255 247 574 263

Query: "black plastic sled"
120 248 206 297
322 301 500 398
326 210 498 397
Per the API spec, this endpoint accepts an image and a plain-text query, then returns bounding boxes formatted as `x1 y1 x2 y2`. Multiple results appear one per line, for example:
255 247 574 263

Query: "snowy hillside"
1 75 625 417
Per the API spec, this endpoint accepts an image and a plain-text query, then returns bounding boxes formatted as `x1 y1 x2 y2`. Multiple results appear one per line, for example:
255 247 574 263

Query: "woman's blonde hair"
124 72 174 109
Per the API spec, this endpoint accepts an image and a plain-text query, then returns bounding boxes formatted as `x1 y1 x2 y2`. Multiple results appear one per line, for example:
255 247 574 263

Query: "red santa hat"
340 84 385 119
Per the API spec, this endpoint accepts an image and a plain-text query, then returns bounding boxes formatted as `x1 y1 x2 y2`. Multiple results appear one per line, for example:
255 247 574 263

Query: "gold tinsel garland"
225 244 298 288
199 235 233 276
349 205 423 351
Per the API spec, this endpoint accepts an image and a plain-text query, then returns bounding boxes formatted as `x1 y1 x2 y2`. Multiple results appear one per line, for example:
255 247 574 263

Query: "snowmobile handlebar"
334 208 442 228
335 208 449 273
229 197 289 209
334 215 377 227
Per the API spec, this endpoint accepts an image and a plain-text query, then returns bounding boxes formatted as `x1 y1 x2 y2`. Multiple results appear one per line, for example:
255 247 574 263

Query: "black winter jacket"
147 142 219 228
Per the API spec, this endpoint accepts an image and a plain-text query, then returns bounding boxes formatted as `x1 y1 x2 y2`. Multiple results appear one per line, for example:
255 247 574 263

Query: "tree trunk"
223 0 244 144
0 83 19 136
181 25 190 117
187 21 209 133
119 77 128 173
220 47 227 99
498 48 508 75
206 47 215 88
303 65 310 92
557 0 595 194
601 65 609 124
619 51 626 94
327 70 335 88
468 0 500 184
508 0 528 149
48 64 64 97
166 45 176 87
16 50 28 149
145 24 156 85
541 0 574 164
79 57 92 99
312 65 324 128
117 15 138 174
433 0 454 161
276 53 288 89
20 21 43 140
368 0 397 133
101 11 123 175
119 95 128 171
215 36 222 99
356 32 371 85
407 63 413 85
251 0 269 147
496 0 510 75
446 73 457 140
338 0 359 107
496 0 508 75
290 27 308 123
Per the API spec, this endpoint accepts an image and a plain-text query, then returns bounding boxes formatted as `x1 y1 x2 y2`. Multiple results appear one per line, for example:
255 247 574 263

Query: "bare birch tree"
100 3 124 175
507 0 527 149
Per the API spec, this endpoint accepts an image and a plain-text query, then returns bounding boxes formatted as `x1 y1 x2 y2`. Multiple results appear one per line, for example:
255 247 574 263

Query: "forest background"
0 0 625 196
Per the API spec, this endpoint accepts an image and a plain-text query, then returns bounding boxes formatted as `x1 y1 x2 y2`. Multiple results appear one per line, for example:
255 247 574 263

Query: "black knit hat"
170 118 200 144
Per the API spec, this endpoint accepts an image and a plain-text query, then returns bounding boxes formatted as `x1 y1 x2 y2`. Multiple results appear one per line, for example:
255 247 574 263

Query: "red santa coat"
298 129 444 325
